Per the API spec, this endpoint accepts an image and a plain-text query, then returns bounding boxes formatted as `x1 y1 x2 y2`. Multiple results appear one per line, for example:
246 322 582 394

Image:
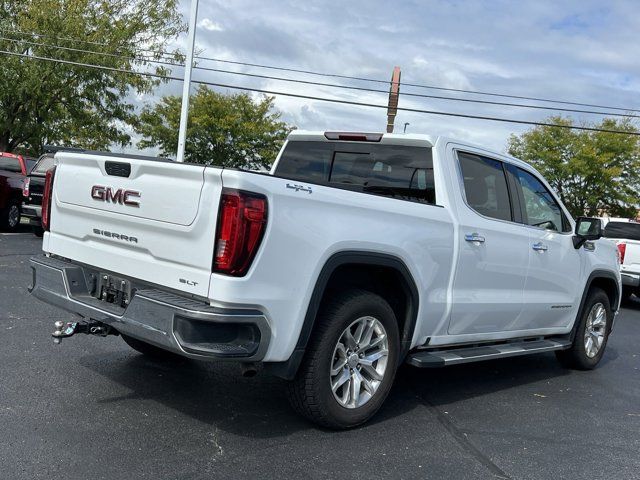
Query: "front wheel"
287 289 400 429
556 288 612 370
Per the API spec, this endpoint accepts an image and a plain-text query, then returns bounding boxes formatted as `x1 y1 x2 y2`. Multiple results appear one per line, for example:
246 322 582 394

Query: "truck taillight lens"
213 189 268 276
41 166 56 231
617 242 626 265
22 177 30 197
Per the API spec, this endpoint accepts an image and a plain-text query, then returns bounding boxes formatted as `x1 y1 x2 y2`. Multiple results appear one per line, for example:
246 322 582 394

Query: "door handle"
532 242 548 252
465 233 485 243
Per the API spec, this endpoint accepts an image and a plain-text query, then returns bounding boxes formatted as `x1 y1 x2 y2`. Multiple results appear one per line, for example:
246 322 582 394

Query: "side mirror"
573 217 603 249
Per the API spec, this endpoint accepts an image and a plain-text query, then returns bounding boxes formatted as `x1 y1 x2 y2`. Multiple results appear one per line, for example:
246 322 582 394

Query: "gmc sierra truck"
29 131 621 428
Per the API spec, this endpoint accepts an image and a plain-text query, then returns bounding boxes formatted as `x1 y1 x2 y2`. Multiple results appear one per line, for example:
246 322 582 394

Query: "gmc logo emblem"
91 185 140 207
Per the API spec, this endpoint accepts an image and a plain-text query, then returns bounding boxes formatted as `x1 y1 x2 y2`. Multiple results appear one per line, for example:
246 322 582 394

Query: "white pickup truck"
603 220 640 299
30 131 621 428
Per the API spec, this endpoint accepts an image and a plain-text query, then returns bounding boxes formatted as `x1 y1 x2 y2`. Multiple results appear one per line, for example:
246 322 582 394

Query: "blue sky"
134 0 639 154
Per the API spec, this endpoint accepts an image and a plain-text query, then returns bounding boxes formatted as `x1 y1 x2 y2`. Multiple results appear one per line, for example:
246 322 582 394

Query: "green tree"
0 0 184 154
136 86 293 168
507 116 640 218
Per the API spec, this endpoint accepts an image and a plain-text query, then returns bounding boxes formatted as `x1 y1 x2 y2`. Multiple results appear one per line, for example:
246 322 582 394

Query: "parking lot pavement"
1 231 639 480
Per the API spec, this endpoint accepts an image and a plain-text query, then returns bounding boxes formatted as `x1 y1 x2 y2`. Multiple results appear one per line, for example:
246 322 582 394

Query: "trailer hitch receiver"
52 320 117 344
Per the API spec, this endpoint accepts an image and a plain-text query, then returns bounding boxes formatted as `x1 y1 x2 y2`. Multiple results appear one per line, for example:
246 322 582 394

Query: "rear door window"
458 152 512 222
275 141 436 204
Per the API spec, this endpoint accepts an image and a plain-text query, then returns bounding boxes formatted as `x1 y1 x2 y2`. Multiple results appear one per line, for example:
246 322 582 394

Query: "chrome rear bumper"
29 255 271 361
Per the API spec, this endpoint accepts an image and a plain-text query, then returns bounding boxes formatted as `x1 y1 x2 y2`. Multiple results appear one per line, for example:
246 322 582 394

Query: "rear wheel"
556 288 612 370
121 334 183 361
287 289 400 429
33 225 44 237
0 201 21 231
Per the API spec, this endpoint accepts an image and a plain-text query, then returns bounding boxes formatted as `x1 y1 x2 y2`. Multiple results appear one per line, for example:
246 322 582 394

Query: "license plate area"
94 273 132 308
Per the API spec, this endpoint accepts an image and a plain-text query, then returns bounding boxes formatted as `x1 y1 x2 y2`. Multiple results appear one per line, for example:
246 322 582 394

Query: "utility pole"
176 0 199 163
386 66 401 133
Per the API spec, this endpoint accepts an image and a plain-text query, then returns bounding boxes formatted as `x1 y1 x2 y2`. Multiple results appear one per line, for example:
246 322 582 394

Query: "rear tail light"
617 242 626 265
41 166 56 231
22 177 30 197
213 189 268 276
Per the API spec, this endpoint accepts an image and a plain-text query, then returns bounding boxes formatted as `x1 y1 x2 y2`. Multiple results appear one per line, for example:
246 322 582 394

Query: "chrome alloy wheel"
8 205 19 228
330 316 389 409
584 302 607 358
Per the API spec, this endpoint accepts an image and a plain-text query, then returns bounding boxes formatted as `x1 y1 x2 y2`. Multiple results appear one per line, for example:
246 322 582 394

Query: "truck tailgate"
45 152 222 297
622 239 640 272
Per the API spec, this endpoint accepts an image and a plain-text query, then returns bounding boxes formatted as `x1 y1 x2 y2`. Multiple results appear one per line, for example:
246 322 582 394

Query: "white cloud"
197 18 224 32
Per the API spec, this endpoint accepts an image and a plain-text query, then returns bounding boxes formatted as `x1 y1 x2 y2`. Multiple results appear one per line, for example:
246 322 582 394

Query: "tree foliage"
507 116 640 218
0 0 184 154
136 86 294 169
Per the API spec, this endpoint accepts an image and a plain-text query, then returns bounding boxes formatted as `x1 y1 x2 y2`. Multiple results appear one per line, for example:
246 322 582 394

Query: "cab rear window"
32 155 55 175
274 141 436 205
0 156 22 173
604 222 640 241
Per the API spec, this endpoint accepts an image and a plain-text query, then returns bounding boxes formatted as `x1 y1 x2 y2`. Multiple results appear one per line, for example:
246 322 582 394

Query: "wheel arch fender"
571 269 620 341
265 251 420 380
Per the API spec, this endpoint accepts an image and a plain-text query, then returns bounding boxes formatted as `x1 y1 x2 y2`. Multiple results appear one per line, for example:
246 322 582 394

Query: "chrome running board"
406 338 572 368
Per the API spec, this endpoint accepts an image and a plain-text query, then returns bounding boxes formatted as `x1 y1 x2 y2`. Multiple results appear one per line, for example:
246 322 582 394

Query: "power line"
1 34 638 119
193 64 640 119
0 34 169 63
2 49 639 137
3 28 178 60
6 27 640 114
195 57 640 114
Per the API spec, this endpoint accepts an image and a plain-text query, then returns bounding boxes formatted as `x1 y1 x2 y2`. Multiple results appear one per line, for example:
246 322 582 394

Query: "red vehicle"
0 152 34 231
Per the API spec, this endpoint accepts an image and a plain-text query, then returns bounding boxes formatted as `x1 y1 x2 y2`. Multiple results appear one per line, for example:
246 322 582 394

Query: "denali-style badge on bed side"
91 185 141 207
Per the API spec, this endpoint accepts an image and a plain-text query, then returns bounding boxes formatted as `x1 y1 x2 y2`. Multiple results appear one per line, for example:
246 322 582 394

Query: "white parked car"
29 131 621 428
603 220 640 299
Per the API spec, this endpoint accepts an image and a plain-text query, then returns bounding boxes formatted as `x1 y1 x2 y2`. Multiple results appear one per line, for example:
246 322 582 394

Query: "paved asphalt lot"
1 227 639 480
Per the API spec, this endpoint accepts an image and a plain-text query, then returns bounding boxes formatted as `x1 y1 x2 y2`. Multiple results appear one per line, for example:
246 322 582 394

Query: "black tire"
0 201 21 231
287 289 400 429
33 225 44 237
121 334 183 361
556 288 612 370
